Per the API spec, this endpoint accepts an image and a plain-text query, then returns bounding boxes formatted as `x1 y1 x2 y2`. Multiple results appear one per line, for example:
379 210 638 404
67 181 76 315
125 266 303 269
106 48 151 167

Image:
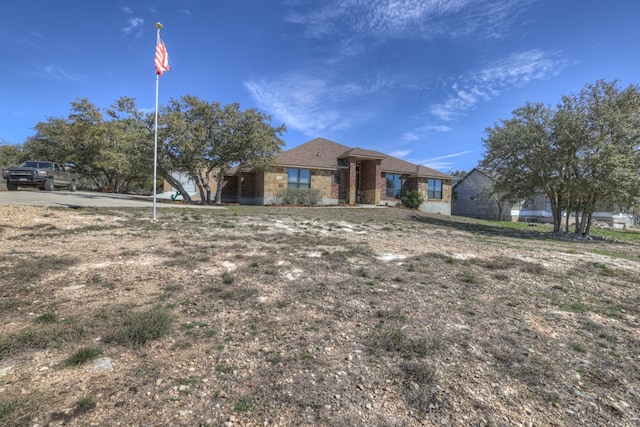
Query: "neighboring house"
452 168 515 221
452 168 634 228
165 138 453 214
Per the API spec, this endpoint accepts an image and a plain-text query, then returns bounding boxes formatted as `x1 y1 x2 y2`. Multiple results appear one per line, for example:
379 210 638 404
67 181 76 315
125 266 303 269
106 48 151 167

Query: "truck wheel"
44 179 54 191
6 182 17 191
68 180 77 192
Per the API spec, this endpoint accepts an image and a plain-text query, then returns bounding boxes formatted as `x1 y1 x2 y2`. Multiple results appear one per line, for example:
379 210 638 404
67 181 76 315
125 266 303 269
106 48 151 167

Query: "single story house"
451 168 515 221
165 138 453 214
452 168 634 228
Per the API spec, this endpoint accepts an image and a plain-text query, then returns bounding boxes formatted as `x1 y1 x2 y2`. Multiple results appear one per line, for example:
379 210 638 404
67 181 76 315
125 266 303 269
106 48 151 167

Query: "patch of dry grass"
0 205 639 426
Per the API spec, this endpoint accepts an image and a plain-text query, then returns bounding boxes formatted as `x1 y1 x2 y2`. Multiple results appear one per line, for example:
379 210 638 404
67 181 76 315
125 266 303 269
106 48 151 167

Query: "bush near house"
402 190 424 209
275 188 323 206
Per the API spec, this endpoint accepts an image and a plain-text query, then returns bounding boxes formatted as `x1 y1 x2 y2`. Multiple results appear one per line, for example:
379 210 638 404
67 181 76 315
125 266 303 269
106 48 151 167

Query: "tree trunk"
549 194 562 233
577 211 589 235
214 169 226 204
161 171 192 203
195 176 206 204
584 212 593 236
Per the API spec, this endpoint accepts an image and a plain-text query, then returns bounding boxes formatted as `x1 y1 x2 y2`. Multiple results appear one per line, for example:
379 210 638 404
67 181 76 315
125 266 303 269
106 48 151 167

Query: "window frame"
287 168 311 189
427 179 443 200
385 173 402 199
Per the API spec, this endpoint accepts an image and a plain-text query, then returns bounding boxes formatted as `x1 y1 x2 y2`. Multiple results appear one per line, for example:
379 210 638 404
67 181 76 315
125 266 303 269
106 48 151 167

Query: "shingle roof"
274 138 452 179
273 138 351 170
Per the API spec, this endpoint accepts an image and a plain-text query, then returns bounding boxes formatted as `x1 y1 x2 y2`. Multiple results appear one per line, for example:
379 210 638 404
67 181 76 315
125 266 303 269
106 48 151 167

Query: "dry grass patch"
0 205 638 426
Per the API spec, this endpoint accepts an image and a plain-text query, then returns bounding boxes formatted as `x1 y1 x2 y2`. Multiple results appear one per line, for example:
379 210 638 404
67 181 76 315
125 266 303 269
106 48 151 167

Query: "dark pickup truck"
3 161 79 191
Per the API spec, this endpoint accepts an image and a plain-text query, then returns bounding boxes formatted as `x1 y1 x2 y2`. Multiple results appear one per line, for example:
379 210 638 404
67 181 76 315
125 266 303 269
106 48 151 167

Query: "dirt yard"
1 205 639 426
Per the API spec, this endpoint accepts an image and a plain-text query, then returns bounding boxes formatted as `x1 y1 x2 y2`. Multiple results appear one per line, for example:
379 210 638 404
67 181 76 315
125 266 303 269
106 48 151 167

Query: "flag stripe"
155 37 170 76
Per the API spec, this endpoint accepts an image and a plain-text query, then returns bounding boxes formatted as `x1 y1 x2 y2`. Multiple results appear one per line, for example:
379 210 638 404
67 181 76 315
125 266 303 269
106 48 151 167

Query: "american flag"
155 37 170 76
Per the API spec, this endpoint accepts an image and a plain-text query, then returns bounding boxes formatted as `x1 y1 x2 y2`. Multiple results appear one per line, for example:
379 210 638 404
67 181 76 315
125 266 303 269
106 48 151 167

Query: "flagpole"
152 22 163 221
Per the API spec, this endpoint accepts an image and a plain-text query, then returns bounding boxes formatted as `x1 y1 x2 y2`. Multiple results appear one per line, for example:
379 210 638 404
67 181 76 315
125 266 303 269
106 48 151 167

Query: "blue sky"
2 1 639 172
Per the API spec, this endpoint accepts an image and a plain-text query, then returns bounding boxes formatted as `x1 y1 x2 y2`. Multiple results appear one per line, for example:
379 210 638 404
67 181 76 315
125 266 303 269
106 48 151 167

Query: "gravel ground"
0 205 639 426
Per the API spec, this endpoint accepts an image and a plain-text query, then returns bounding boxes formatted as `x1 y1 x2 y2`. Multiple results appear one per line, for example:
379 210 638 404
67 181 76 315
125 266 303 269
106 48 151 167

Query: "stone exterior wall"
419 178 452 215
262 167 287 204
451 172 511 220
311 169 335 203
261 167 337 205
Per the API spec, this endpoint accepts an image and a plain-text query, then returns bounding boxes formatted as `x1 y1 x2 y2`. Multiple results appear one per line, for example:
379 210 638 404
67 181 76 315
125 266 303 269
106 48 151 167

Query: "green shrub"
402 190 423 209
275 189 323 206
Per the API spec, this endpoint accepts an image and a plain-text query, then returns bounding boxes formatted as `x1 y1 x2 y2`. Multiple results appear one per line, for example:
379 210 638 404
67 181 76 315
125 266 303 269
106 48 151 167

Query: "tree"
25 97 155 192
211 104 286 204
159 95 220 203
481 102 568 232
159 95 286 204
0 141 26 169
481 80 640 235
567 80 640 235
447 169 468 187
104 97 155 193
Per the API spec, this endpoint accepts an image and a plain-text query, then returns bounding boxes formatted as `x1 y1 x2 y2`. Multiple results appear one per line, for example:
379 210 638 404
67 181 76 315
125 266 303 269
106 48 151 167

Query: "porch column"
348 157 357 205
374 160 381 205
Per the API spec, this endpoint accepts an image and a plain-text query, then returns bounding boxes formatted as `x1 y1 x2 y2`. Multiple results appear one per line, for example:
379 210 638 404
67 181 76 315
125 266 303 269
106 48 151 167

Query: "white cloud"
121 6 133 14
417 150 475 170
430 50 572 121
286 0 538 44
122 17 144 37
245 75 386 136
179 9 192 15
390 149 411 158
402 132 420 142
401 125 452 144
425 125 452 132
34 64 85 82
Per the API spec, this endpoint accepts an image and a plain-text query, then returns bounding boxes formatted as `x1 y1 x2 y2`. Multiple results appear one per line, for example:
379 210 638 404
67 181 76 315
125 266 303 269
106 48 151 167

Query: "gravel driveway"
0 189 218 209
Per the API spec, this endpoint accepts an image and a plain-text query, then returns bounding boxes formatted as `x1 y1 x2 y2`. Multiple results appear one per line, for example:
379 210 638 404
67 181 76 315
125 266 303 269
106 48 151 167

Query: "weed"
558 301 590 314
0 327 62 359
375 307 407 323
570 342 587 353
215 363 233 373
222 271 235 285
179 376 198 386
369 328 438 357
0 400 16 419
35 311 58 324
104 305 173 347
357 268 369 278
589 262 616 276
234 397 253 413
9 254 78 281
64 346 104 367
402 360 439 414
458 271 480 284
76 397 96 413
402 360 436 385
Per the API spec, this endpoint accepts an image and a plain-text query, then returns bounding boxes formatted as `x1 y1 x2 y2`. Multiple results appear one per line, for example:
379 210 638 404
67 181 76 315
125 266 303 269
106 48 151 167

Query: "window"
287 168 311 189
386 173 402 198
333 169 341 185
427 179 442 199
